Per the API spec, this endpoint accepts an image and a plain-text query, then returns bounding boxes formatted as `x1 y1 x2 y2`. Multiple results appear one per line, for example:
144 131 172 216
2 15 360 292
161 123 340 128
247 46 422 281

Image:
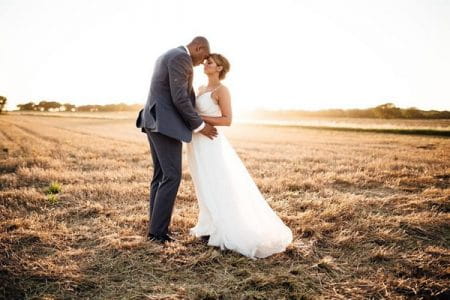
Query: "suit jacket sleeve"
167 54 203 130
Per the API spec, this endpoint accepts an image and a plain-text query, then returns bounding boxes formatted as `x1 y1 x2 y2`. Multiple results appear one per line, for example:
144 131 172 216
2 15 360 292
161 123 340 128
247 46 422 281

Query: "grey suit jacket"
136 46 203 142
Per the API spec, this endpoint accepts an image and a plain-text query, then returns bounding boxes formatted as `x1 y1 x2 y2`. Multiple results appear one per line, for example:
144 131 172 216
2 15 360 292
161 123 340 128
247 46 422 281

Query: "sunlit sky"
1 0 449 112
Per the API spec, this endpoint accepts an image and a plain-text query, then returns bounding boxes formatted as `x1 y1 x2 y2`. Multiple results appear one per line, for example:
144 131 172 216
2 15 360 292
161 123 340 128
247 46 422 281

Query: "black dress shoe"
147 233 175 244
200 235 210 242
147 229 173 236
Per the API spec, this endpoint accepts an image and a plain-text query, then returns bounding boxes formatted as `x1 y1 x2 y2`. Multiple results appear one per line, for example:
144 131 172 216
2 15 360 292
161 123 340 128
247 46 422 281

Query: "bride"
186 53 293 259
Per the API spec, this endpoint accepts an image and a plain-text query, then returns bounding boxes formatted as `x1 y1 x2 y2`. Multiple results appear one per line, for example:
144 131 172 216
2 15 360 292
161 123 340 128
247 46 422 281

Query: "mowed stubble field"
0 114 449 299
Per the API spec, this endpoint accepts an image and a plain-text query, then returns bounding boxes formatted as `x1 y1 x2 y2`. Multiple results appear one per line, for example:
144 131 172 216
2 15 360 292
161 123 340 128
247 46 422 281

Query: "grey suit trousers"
145 129 182 236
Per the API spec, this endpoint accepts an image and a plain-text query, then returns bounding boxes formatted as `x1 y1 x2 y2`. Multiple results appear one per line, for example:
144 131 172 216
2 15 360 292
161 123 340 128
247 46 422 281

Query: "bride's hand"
199 123 218 139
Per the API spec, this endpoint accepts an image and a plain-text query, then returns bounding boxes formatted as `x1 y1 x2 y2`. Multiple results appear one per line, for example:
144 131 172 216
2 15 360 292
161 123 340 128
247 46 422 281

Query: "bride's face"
203 57 222 76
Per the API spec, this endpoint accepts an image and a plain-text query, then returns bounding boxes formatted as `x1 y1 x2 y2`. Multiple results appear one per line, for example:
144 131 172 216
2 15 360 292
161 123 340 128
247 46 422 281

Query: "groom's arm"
167 54 204 131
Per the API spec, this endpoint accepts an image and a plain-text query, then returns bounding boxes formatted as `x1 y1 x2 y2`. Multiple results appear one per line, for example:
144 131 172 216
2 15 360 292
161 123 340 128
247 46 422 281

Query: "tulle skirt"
186 129 293 259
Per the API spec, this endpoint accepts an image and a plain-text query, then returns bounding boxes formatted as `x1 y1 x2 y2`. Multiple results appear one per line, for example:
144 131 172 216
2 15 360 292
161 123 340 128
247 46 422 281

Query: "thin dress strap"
210 85 222 93
198 85 222 98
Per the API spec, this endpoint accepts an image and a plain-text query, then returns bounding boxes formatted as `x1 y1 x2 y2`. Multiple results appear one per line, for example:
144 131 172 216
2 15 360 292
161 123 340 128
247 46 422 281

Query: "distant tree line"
16 101 141 112
12 100 450 119
250 103 450 119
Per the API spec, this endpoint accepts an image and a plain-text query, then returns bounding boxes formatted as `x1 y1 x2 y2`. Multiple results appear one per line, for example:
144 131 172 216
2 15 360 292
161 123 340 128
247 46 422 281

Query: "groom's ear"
217 66 223 72
195 45 204 53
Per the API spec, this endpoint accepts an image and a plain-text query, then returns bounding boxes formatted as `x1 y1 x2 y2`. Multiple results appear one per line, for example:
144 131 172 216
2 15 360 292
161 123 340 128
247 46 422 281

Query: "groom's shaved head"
187 36 210 66
188 36 210 50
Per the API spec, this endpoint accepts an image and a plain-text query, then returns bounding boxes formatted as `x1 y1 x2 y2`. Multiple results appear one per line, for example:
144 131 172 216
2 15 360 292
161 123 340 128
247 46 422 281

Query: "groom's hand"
200 123 218 139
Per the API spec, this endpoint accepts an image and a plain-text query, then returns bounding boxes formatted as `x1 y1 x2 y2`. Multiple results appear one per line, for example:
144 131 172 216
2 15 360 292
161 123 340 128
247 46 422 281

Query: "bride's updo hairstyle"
209 53 230 80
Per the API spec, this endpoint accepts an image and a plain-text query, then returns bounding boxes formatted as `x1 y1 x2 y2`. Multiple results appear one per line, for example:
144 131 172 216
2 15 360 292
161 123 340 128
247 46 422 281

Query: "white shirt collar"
183 45 191 57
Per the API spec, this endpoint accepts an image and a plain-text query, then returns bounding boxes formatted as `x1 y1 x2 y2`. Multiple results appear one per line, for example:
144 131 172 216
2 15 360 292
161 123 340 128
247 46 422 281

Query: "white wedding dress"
186 91 293 259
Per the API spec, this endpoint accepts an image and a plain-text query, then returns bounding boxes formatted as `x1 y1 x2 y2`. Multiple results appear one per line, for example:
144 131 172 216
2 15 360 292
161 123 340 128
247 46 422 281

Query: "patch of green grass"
260 123 450 137
46 181 62 195
47 194 59 204
45 182 61 204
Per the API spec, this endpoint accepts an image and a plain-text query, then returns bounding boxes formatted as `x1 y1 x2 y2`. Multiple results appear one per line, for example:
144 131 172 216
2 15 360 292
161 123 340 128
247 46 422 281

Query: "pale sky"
1 0 449 112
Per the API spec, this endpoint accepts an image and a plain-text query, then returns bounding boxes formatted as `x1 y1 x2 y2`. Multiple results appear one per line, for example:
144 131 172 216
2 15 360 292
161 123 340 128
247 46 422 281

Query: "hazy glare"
1 0 449 111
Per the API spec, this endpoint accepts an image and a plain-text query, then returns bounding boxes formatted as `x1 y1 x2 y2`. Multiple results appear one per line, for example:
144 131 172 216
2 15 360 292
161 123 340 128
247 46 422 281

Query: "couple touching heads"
136 36 292 259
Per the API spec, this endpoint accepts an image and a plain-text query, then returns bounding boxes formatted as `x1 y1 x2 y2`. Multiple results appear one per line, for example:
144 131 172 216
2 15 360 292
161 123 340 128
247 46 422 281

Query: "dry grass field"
1 113 449 299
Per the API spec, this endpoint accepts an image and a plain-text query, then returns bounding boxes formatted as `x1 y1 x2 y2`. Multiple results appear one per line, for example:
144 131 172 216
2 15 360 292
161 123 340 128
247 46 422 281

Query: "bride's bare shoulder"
212 85 231 104
217 84 230 96
219 84 229 90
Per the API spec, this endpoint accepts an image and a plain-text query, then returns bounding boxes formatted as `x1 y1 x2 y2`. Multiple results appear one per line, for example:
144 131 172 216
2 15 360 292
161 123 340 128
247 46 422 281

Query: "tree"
77 105 101 112
402 107 424 119
62 103 76 112
0 96 6 114
36 101 62 111
17 102 36 111
373 103 402 119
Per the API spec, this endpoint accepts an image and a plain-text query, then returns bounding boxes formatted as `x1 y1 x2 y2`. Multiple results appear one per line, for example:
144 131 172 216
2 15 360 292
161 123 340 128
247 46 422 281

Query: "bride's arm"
202 86 232 126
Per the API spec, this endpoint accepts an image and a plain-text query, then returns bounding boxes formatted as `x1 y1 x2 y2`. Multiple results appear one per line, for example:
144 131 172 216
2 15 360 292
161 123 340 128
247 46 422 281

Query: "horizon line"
5 101 450 113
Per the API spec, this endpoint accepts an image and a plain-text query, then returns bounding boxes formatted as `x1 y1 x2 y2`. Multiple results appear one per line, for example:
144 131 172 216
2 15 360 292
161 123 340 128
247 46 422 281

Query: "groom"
136 36 217 243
